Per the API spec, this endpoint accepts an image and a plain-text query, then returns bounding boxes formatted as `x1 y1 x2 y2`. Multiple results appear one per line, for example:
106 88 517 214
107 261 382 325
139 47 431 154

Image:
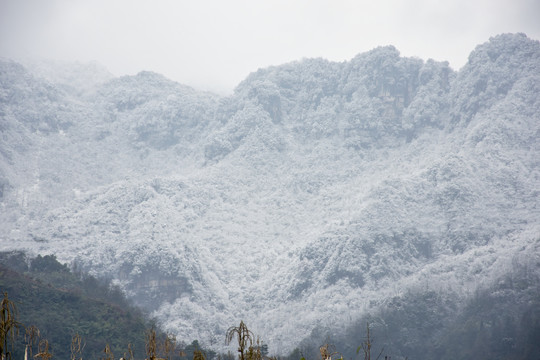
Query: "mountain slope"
0 253 153 359
0 33 539 357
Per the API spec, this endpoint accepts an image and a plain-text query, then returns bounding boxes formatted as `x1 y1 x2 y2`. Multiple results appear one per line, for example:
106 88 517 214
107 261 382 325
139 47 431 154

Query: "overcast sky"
1 0 539 94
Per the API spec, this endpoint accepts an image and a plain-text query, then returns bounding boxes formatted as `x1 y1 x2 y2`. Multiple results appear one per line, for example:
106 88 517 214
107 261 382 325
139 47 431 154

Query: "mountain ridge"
1 33 539 358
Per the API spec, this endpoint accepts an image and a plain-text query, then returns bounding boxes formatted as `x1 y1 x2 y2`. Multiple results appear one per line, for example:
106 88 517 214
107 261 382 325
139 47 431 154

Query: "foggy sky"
1 0 539 94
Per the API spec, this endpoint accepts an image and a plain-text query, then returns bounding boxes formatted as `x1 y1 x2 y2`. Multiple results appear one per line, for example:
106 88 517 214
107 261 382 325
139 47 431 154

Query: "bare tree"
25 325 40 360
0 292 22 360
356 323 384 360
225 321 254 360
34 339 53 360
71 333 84 360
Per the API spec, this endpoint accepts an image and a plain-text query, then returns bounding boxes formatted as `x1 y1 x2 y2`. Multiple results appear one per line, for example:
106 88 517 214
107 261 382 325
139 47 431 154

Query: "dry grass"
34 339 53 360
71 333 84 360
1 291 22 360
319 344 339 360
356 323 384 360
193 349 206 360
225 321 254 360
102 343 114 360
24 324 40 359
145 328 159 360
224 321 270 360
161 333 176 360
124 343 135 360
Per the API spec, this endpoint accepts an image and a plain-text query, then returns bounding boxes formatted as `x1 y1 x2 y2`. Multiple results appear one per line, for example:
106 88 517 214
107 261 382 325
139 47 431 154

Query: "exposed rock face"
1 34 539 356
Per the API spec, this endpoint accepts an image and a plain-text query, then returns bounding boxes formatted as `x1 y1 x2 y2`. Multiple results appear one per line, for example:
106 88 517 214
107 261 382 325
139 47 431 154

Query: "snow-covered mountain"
1 33 539 358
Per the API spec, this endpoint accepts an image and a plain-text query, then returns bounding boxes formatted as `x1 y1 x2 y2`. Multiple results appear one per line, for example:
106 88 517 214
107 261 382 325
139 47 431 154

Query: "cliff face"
1 34 539 357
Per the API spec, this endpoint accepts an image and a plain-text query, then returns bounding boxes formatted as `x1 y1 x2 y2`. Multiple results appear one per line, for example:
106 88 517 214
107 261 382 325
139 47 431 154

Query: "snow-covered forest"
1 33 539 359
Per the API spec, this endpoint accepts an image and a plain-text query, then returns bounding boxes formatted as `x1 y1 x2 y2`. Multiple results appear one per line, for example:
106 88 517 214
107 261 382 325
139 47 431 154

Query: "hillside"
0 252 157 359
1 33 539 358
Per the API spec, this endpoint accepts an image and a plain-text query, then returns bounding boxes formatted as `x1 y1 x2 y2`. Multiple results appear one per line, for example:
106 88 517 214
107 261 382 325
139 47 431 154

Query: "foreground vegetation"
1 251 539 359
1 287 381 360
0 252 217 359
0 250 382 360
